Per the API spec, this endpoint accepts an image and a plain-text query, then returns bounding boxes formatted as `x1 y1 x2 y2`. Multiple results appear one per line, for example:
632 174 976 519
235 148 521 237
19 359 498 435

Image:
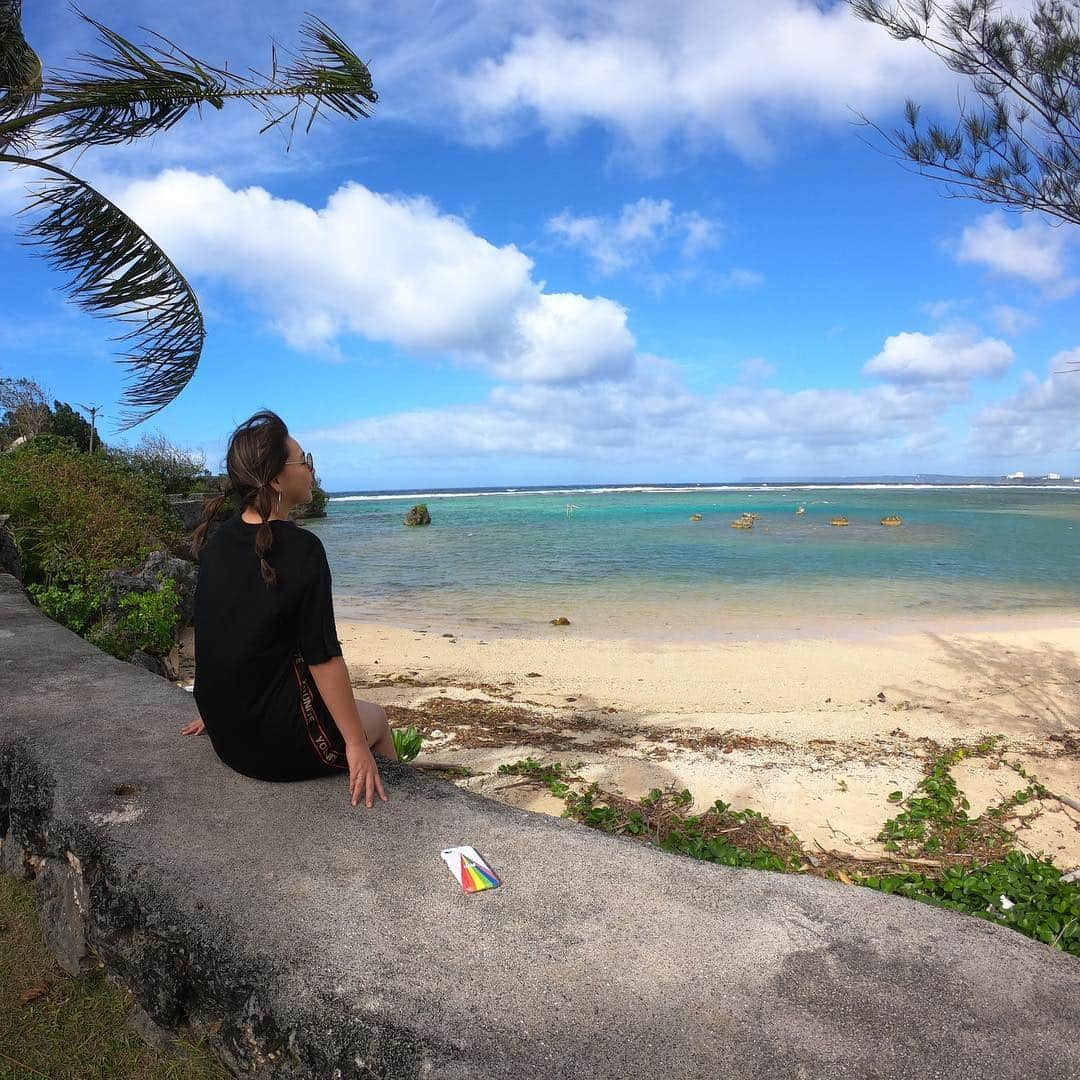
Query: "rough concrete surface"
1 573 1078 1079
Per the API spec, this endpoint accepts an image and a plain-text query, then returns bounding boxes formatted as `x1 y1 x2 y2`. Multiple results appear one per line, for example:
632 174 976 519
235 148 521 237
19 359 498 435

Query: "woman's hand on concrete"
346 740 387 808
181 717 206 736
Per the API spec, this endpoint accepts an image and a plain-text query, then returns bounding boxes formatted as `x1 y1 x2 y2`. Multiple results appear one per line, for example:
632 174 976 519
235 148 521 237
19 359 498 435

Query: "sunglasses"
285 450 315 471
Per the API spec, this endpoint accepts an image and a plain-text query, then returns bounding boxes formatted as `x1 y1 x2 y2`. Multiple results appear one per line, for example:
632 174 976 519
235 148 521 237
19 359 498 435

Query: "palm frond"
32 6 377 156
7 157 204 430
36 9 230 155
255 14 379 142
0 0 43 152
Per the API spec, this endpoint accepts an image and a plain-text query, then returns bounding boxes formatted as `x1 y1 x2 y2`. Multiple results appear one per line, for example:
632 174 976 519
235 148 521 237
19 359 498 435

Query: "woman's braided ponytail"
190 410 291 587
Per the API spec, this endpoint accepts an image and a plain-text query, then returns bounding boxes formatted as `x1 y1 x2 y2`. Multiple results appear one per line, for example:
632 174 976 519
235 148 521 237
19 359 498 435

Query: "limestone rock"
129 649 171 679
126 1000 178 1052
404 504 431 526
36 854 98 976
550 617 571 626
102 550 198 627
166 494 215 534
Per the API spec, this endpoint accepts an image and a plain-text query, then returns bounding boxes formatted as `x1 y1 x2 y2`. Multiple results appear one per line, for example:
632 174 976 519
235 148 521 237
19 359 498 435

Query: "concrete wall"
1 573 1078 1079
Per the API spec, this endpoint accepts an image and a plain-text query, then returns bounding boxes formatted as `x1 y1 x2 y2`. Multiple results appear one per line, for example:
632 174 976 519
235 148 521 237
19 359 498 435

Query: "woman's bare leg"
355 698 399 760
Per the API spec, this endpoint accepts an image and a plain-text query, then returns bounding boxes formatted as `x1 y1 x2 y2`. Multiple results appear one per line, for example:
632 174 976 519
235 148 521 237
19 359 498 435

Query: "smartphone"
441 845 502 892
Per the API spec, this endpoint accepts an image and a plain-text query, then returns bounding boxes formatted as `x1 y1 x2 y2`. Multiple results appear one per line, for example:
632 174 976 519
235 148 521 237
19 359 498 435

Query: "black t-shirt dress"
193 509 350 781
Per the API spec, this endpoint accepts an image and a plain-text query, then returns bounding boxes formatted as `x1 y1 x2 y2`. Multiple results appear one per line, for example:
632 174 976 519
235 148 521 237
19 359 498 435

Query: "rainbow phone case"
440 846 502 893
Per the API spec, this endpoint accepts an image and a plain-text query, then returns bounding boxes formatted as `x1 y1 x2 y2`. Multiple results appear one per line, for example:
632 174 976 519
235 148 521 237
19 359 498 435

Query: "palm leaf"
12 161 203 430
0 0 43 152
33 6 377 157
258 14 379 142
1 6 379 427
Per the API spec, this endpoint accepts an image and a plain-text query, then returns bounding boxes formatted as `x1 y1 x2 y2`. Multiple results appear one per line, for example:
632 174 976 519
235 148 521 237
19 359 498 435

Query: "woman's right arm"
296 541 386 808
308 656 387 808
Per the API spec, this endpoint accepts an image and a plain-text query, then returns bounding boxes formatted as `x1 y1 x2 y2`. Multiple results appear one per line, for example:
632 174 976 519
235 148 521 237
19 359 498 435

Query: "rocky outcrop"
166 494 215 534
3 575 1080 1079
404 503 431 526
128 648 172 680
101 550 198 628
290 504 327 521
93 550 198 680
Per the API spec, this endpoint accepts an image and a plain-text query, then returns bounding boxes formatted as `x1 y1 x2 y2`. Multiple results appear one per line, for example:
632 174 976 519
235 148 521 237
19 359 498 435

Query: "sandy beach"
320 615 1080 872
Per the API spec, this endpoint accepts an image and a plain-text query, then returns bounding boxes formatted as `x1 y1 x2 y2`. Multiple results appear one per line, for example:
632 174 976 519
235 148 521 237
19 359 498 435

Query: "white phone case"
440 845 500 889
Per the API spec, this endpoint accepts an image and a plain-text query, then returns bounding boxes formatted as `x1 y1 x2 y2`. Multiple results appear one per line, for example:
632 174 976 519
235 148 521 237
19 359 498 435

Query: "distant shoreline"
327 481 1080 501
332 602 1080 646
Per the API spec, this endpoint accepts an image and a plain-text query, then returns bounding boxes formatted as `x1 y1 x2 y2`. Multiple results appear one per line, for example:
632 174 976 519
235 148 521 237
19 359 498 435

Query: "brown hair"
191 409 291 586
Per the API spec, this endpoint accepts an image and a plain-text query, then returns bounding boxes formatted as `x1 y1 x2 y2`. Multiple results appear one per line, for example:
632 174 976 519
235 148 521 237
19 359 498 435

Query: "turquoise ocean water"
302 485 1080 639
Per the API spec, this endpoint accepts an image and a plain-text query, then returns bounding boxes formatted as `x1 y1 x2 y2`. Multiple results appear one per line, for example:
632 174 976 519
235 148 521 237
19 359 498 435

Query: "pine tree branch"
852 110 1080 224
850 0 1080 225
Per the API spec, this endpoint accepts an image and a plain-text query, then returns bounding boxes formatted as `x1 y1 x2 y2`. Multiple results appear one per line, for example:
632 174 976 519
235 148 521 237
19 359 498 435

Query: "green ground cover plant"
498 737 1079 958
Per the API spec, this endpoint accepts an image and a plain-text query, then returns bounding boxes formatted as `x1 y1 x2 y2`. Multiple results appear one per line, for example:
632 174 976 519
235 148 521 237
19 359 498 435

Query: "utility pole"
77 402 101 453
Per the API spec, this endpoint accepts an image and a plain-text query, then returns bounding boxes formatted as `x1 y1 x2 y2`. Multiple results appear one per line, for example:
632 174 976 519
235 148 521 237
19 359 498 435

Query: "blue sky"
3 0 1079 491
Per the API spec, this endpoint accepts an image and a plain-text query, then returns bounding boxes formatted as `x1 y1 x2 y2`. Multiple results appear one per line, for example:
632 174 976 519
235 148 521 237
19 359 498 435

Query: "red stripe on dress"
291 653 348 770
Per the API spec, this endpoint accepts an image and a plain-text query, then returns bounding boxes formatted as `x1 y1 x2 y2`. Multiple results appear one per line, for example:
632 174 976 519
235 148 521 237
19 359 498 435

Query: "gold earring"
277 490 282 512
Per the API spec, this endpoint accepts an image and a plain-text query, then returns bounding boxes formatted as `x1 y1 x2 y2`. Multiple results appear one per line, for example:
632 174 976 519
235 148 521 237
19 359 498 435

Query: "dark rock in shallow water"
404 503 431 526
291 505 327 520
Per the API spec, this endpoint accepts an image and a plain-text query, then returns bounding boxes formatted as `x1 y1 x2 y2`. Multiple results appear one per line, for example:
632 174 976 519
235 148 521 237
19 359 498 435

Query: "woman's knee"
354 698 389 741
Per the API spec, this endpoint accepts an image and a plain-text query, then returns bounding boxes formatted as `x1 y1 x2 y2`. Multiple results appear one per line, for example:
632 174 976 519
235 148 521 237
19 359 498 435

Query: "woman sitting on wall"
181 409 396 809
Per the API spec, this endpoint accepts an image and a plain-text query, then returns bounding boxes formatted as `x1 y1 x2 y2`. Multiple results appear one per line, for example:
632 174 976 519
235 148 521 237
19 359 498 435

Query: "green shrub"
0 435 183 587
86 579 182 660
106 432 210 496
26 579 107 634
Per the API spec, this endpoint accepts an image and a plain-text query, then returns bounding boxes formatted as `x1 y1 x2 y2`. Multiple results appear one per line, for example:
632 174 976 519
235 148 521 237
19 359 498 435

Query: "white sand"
334 616 1080 870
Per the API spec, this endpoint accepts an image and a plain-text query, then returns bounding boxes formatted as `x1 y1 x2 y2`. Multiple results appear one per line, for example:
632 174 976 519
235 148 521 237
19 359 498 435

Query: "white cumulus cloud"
991 305 1039 336
863 331 1014 384
451 0 956 161
304 353 963 471
954 212 1077 296
547 197 722 274
107 168 636 385
971 348 1080 457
